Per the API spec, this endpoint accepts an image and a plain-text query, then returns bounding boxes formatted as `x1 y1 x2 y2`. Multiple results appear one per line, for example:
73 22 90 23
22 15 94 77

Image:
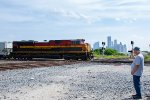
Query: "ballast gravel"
0 62 150 100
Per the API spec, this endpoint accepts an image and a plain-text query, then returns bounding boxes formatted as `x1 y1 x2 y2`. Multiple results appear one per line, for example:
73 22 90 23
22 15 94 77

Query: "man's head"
133 47 140 55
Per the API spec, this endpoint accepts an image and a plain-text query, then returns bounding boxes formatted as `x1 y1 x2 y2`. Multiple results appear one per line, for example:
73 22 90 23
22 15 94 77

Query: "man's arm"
131 65 139 75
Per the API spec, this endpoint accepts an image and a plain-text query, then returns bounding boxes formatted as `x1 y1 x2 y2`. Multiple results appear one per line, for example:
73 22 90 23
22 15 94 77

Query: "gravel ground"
0 62 150 100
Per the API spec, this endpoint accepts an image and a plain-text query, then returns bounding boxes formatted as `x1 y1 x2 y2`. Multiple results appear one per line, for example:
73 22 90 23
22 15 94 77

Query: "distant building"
106 36 127 53
107 36 112 48
111 41 114 49
119 42 123 52
117 42 127 53
93 36 127 53
114 40 117 45
123 44 127 53
93 42 100 50
114 39 118 50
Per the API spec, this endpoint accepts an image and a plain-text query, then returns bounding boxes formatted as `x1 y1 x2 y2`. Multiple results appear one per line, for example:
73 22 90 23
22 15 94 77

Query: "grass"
94 53 150 61
103 55 129 59
144 55 150 61
93 53 129 59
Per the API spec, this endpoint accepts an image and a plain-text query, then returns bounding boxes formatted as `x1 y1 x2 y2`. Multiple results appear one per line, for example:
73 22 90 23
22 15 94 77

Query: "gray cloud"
0 0 150 23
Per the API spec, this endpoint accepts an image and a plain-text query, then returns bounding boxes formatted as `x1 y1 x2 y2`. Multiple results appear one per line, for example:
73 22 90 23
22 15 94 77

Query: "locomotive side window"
72 41 80 45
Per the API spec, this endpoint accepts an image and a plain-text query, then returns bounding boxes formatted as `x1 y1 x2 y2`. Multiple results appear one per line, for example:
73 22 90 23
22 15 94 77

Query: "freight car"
9 39 93 60
0 42 12 59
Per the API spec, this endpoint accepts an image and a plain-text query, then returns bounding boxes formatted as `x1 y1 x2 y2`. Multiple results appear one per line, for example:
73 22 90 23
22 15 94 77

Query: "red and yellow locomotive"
11 39 93 60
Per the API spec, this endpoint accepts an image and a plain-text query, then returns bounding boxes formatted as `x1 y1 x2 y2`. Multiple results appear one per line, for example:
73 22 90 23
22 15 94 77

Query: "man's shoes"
132 95 142 99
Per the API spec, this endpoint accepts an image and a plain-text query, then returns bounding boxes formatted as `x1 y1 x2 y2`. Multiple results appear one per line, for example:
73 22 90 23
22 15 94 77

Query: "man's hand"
131 65 139 75
131 70 134 75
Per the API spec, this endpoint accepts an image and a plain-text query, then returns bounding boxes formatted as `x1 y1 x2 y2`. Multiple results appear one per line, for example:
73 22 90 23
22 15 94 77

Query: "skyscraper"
114 40 117 45
107 36 111 48
114 39 117 50
111 41 114 49
98 36 127 53
93 42 100 50
119 42 123 52
123 44 127 53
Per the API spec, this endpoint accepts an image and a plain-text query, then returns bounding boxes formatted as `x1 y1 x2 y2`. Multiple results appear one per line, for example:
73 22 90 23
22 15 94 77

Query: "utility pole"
99 47 101 56
102 42 105 57
131 41 134 58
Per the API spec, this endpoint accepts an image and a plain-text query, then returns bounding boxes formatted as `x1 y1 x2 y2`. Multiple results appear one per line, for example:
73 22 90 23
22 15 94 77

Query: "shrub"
94 48 126 56
104 48 118 55
94 49 103 55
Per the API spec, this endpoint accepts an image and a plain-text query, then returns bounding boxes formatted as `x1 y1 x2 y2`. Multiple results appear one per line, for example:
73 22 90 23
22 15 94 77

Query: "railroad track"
0 58 65 62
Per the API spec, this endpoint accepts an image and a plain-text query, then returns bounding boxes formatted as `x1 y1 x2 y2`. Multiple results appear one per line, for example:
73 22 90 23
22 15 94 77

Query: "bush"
94 48 126 56
104 48 118 55
94 49 103 55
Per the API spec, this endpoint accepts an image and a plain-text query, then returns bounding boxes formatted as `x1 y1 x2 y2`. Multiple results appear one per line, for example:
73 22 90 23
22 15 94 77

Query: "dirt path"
0 60 80 71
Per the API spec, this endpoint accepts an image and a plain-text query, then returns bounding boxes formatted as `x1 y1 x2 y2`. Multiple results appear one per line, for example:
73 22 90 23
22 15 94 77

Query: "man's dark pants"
133 75 141 96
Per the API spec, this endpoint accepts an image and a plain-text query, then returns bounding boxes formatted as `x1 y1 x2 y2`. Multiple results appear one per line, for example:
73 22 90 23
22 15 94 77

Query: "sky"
0 0 150 51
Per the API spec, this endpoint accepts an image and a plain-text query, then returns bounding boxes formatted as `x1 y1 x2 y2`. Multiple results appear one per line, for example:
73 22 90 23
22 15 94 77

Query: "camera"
128 50 133 53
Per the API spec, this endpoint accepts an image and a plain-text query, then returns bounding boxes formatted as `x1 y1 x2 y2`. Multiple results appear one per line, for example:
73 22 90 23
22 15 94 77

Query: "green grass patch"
93 53 128 59
103 55 128 59
144 55 150 61
93 48 128 59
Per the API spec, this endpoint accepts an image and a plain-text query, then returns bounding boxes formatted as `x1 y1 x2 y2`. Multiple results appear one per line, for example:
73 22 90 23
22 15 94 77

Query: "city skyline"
107 36 127 53
93 36 127 53
0 0 150 51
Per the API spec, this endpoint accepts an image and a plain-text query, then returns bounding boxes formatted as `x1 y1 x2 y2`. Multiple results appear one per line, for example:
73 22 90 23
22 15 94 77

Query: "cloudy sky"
0 0 150 50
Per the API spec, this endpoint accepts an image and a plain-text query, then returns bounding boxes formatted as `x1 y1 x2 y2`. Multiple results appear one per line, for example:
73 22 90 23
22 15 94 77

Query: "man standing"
131 47 144 99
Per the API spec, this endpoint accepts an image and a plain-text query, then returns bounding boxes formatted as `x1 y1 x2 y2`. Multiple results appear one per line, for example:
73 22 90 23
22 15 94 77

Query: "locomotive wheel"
64 57 70 60
82 57 88 61
74 58 79 60
27 58 32 60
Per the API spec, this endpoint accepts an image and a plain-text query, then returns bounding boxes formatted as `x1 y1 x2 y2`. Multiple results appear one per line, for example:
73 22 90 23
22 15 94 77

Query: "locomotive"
9 39 93 60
